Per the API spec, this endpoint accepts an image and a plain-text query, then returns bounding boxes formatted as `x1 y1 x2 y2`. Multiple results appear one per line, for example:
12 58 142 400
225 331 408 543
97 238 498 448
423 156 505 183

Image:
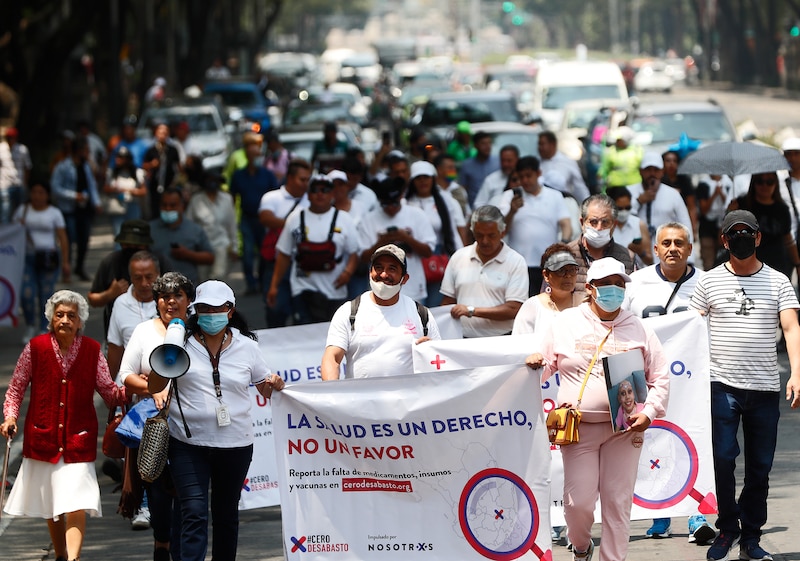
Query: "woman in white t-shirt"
13 180 69 342
405 161 465 307
104 146 146 241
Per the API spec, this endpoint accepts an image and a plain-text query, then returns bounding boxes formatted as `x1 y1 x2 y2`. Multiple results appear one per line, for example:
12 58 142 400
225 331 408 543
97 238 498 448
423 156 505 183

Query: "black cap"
373 177 404 204
721 210 759 235
115 220 153 246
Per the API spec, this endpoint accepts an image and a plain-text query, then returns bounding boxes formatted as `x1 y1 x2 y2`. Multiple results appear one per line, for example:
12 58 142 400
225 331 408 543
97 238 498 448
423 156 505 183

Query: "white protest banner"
0 224 25 327
412 311 714 521
273 365 553 561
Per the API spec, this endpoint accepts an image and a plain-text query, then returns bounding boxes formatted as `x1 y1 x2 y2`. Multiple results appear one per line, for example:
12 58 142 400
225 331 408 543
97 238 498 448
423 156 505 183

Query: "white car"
633 61 674 93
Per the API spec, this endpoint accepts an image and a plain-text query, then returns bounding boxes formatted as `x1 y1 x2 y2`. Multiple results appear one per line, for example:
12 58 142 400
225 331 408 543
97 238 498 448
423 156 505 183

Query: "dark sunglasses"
725 228 757 238
308 185 333 194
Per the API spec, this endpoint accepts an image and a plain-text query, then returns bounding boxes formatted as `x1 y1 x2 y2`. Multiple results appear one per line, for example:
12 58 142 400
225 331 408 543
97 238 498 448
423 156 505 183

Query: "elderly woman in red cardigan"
1 290 127 561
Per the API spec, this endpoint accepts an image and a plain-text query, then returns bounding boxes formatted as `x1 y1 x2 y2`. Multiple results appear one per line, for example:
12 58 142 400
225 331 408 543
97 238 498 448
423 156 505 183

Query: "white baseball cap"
640 151 664 170
410 160 437 180
326 169 348 183
194 280 235 307
782 137 800 152
586 257 631 283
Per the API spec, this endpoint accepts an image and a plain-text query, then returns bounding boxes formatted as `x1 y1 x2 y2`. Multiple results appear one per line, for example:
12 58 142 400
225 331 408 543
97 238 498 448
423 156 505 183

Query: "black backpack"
348 293 429 337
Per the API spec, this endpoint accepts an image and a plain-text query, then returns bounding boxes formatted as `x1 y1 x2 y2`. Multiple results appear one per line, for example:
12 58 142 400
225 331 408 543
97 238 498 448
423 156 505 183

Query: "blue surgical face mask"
160 210 179 224
594 285 625 313
197 312 229 335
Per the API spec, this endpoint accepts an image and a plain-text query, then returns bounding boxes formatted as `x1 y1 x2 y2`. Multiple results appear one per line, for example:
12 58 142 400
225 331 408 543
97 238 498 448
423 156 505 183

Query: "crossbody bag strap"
663 266 692 311
327 208 339 241
576 326 613 410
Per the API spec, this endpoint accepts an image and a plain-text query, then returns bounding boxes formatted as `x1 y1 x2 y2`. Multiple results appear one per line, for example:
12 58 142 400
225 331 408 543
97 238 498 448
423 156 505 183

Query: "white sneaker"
21 326 36 344
131 507 151 530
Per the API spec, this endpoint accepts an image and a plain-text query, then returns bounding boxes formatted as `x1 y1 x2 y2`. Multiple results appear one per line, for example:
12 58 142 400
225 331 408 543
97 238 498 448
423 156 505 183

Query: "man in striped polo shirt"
690 210 800 561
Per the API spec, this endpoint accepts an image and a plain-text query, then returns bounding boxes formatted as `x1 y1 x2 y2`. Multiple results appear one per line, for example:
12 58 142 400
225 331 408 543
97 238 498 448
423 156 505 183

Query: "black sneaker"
739 542 773 561
707 531 740 561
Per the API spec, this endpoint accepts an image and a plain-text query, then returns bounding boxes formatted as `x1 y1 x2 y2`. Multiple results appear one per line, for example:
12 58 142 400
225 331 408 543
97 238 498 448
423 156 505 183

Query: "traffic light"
502 1 515 13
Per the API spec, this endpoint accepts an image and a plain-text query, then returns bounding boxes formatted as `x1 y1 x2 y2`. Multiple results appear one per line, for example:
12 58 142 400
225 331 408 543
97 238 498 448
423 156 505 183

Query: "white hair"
44 290 89 330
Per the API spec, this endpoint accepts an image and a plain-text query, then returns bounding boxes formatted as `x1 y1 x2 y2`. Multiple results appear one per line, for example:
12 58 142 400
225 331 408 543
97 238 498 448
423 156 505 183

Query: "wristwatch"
467 306 475 318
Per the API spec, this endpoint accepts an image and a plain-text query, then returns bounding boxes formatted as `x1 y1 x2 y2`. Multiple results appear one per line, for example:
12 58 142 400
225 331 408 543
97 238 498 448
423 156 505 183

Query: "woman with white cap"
527 257 669 561
405 160 466 306
156 279 284 561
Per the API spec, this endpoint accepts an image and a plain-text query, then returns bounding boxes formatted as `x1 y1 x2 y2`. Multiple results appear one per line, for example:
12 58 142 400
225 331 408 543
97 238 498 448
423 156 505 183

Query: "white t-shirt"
185 191 238 252
357 205 437 302
498 187 570 267
258 186 310 234
474 170 508 209
349 183 378 213
13 204 65 253
512 294 559 336
440 243 529 337
107 286 158 349
118 318 167 385
326 293 441 379
341 198 369 226
276 207 360 299
167 329 270 447
540 151 590 203
613 215 644 249
624 264 703 318
690 263 799 391
404 190 465 252
628 182 694 242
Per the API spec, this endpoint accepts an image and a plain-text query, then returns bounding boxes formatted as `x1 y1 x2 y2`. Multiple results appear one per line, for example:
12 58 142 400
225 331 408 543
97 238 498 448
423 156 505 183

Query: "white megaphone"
148 318 190 393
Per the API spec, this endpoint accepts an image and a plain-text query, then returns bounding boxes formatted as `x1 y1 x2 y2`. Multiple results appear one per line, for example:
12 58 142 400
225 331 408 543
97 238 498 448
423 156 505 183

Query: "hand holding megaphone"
148 318 191 393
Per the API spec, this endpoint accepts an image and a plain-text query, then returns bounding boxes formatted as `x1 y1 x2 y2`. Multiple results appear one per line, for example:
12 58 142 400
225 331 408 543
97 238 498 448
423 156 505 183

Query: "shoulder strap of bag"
576 326 613 410
663 265 692 312
415 301 429 337
327 209 339 241
299 210 306 242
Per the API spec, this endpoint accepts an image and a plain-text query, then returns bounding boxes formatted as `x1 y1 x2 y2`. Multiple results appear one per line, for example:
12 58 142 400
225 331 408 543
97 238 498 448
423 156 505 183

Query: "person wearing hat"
406 160 466 306
266 174 360 324
321 244 441 380
527 256 669 561
597 126 643 190
512 243 577 335
146 279 284 561
440 205 527 337
622 220 715 543
627 150 694 248
358 177 437 303
329 168 368 225
88 218 172 338
689 209 800 561
458 131 499 207
446 120 477 164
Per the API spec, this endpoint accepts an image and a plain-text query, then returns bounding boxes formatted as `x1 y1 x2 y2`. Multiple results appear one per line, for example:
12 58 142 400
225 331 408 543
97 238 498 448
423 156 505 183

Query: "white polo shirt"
326 293 442 379
498 186 570 267
440 242 529 337
107 286 158 349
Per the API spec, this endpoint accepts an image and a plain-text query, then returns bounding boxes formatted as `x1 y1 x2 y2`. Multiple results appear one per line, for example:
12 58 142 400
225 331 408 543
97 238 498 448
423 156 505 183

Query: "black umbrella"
677 141 789 176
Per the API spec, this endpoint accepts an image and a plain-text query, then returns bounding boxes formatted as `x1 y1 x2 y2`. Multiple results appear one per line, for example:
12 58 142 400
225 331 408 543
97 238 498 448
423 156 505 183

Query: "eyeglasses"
754 176 777 186
725 228 757 238
549 266 579 277
308 185 333 194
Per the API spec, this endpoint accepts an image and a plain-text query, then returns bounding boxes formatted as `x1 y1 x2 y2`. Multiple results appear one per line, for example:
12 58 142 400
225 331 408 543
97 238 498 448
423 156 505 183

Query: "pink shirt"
539 303 669 423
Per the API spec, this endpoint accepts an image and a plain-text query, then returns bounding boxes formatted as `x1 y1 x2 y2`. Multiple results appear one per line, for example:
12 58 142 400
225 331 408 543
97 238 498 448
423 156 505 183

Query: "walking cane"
0 427 14 522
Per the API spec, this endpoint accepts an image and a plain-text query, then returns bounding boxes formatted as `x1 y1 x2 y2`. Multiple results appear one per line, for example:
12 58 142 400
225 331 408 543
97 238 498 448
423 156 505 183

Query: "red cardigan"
23 335 105 463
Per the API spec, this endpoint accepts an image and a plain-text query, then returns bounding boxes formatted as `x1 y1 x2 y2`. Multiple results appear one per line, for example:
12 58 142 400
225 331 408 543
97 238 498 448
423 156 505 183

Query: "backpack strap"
299 210 307 242
327 209 339 241
349 293 429 337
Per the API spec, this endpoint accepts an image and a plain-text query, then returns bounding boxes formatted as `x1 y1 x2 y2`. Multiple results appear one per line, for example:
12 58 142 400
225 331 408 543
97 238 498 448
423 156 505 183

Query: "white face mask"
617 210 630 224
370 278 403 300
583 226 612 248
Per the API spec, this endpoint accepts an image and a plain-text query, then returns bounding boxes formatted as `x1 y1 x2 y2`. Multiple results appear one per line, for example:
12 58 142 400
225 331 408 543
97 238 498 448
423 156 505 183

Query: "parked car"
138 97 233 173
203 80 275 130
633 61 674 93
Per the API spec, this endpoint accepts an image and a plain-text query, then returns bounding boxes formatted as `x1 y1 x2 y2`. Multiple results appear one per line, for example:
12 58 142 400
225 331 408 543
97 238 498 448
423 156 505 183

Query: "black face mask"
727 236 757 260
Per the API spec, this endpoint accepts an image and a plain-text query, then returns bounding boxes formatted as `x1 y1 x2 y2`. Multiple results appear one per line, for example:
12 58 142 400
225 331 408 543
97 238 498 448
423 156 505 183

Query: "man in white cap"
321 244 441 379
690 209 800 561
627 150 693 247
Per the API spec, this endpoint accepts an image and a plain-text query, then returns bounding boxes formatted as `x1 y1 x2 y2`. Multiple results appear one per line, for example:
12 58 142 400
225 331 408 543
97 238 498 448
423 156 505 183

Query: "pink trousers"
561 421 643 561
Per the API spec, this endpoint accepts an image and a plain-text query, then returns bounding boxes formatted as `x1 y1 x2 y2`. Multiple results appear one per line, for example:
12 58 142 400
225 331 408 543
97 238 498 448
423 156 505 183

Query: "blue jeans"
711 381 780 544
63 210 94 273
145 468 181 559
239 214 264 290
0 186 22 224
168 437 253 561
21 254 59 331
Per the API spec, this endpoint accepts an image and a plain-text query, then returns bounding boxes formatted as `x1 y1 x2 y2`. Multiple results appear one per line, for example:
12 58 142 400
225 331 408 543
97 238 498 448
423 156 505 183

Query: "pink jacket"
540 303 669 424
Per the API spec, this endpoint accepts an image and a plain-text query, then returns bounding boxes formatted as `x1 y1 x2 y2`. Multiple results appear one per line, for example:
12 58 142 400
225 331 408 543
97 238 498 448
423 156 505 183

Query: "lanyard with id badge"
199 330 231 427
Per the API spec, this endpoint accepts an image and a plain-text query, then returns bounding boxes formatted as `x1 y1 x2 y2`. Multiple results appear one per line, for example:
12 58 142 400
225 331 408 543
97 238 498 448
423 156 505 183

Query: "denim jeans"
168 437 253 561
260 258 293 327
0 186 22 224
711 381 780 544
145 467 181 559
63 209 94 273
21 254 59 331
239 214 265 291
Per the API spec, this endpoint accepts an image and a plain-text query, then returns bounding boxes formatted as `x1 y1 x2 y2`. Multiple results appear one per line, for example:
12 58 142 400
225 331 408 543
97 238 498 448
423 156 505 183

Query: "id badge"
216 403 231 427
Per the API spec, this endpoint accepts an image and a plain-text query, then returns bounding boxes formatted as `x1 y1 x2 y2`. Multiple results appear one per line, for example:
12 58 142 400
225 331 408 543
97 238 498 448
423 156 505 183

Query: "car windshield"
207 89 260 107
487 131 540 158
543 85 623 109
422 99 519 126
630 111 735 143
284 103 352 126
141 109 220 133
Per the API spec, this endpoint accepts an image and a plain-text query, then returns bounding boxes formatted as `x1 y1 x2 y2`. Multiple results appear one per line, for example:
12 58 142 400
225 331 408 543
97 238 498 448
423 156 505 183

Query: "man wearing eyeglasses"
690 209 800 561
267 175 359 324
562 193 638 305
440 205 528 338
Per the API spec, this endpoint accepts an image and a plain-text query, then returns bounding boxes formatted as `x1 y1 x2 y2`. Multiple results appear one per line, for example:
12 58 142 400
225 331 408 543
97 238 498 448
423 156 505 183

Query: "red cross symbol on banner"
430 354 446 370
